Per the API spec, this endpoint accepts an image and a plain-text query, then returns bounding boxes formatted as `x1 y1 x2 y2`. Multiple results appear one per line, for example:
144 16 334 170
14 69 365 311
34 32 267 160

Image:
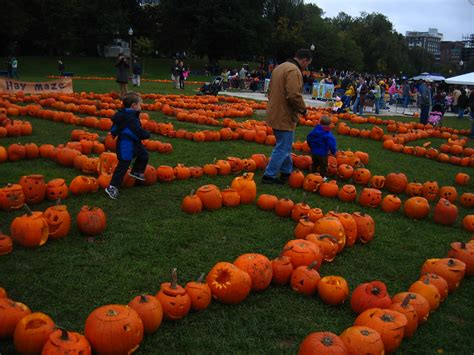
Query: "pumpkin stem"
401 294 411 307
423 277 430 285
197 273 205 283
106 309 119 316
24 204 33 216
302 192 307 205
140 294 148 303
56 327 69 341
307 260 318 270
56 198 62 206
380 313 394 322
279 246 293 259
170 268 178 289
360 329 370 336
321 336 334 347
371 286 381 295
190 189 195 196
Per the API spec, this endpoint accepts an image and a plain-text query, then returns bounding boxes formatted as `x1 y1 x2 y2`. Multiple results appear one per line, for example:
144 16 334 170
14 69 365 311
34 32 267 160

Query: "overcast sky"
309 0 474 41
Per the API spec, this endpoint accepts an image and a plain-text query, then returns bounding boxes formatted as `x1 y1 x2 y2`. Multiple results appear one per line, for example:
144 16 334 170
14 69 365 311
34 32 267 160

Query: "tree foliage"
1 0 434 75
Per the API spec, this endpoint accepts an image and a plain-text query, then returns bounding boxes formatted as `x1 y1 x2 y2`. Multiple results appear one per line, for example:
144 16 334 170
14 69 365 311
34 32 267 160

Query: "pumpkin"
385 172 408 194
43 201 71 239
421 181 439 201
185 273 212 311
13 312 55 354
142 165 157 185
433 198 458 226
354 308 407 353
282 239 323 269
42 328 92 355
0 298 31 338
326 212 358 247
405 181 423 197
421 258 466 293
0 232 13 255
181 190 202 214
352 168 371 185
274 198 294 217
337 164 354 180
338 184 357 202
10 206 49 247
288 170 305 188
302 173 324 192
250 154 268 169
438 186 457 203
307 208 324 222
76 206 107 236
156 165 175 182
388 294 419 338
418 273 448 302
463 215 474 232
454 172 470 185
97 152 118 176
448 242 474 276
408 279 441 311
369 175 385 189
313 217 346 252
231 173 257 204
128 295 163 334
221 188 241 207
350 281 392 314
256 194 278 211
0 183 25 211
391 292 430 324
206 262 252 304
339 326 384 355
189 166 203 178
234 253 273 292
0 288 6 298
294 217 315 239
358 188 382 208
317 276 349 306
271 249 294 286
174 163 192 179
291 202 311 221
404 197 430 220
46 179 69 201
459 192 474 208
227 157 244 173
319 180 340 198
18 175 46 204
156 268 191 320
306 234 339 262
298 332 348 355
290 261 321 296
84 304 144 354
196 185 222 211
69 176 92 195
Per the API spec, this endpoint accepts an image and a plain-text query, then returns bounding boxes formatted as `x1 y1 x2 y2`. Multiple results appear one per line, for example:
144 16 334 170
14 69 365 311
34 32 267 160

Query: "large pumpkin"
448 242 474 276
18 175 46 204
0 183 25 211
206 262 252 304
313 217 346 252
13 312 55 354
339 326 384 355
433 198 458 226
43 202 71 239
76 206 107 236
282 239 323 269
350 280 392 314
404 197 430 220
128 295 163 334
85 304 144 354
299 332 348 355
234 253 273 292
0 298 31 338
42 328 92 355
196 185 222 211
385 172 408 194
10 206 49 247
420 258 466 293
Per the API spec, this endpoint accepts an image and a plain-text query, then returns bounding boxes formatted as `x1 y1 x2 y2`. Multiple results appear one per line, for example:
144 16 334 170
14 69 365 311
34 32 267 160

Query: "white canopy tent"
410 72 445 81
444 72 474 86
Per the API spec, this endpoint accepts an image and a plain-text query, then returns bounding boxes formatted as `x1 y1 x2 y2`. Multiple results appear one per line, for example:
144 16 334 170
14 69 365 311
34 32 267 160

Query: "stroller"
198 76 223 96
428 103 445 127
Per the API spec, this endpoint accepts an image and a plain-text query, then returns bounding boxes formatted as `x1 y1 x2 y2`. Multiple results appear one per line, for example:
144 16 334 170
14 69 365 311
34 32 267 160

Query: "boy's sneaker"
323 177 329 182
262 175 285 185
129 171 146 181
279 173 291 183
105 186 119 199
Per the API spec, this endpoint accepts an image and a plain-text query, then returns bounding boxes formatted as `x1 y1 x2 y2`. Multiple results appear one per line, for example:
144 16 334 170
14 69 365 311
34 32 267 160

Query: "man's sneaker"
262 175 285 185
129 171 146 181
105 186 119 199
280 173 291 183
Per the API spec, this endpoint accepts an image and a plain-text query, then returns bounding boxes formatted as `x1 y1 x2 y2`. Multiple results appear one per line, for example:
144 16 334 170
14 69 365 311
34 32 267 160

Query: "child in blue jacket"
105 92 150 199
306 116 337 179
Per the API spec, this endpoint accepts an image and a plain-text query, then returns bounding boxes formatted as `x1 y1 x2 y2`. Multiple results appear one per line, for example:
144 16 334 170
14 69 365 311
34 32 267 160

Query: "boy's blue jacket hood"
307 124 337 156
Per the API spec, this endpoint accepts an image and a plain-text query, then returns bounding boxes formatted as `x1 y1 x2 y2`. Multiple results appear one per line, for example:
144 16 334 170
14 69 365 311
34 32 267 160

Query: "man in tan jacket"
262 49 312 184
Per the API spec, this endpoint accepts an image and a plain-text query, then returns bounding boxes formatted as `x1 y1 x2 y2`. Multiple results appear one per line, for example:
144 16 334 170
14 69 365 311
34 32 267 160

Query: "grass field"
0 60 473 354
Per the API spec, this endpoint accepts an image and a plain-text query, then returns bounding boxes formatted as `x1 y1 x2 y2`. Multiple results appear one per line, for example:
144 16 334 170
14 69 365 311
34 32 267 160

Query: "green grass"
0 62 474 354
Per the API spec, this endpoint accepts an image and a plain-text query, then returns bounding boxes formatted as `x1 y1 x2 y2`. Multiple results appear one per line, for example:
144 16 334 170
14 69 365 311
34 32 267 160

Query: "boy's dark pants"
110 145 149 188
311 154 328 177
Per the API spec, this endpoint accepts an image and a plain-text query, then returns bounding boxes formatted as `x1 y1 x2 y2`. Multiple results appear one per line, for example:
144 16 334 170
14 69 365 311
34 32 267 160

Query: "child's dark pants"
110 145 148 187
311 154 328 177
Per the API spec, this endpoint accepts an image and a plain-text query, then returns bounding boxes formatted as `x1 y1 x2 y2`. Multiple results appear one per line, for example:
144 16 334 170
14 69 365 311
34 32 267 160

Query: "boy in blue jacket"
105 92 150 199
306 116 337 179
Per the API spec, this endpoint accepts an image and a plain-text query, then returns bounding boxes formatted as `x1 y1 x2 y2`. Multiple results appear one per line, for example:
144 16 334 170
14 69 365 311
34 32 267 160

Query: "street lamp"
310 44 315 52
128 27 134 75
459 60 464 74
309 44 315 72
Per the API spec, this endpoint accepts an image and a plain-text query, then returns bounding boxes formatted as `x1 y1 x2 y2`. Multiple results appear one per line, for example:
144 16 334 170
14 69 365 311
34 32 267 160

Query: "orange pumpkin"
404 197 430 220
317 275 349 306
230 173 257 204
13 312 55 354
156 268 191 320
206 262 252 304
234 253 273 292
185 274 212 311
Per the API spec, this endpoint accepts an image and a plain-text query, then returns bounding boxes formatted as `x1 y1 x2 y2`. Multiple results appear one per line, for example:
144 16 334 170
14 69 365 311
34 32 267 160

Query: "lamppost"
128 27 134 76
310 44 315 73
459 60 464 74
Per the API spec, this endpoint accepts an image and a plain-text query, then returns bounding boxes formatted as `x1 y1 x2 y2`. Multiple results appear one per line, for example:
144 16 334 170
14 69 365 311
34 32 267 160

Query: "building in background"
460 34 474 72
440 41 464 66
406 28 443 63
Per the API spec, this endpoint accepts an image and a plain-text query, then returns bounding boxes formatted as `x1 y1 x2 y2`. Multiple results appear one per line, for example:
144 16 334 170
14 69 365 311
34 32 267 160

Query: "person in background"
221 68 230 91
171 59 179 89
239 65 247 90
115 54 130 97
457 89 468 119
402 80 410 108
307 116 337 180
419 79 432 124
105 92 150 200
452 86 461 113
262 49 311 184
469 88 474 138
58 60 65 76
10 57 19 78
178 60 186 90
372 80 382 114
132 59 142 87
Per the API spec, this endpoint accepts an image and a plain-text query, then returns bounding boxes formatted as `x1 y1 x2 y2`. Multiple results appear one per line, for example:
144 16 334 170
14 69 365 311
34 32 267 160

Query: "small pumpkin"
46 179 69 201
0 298 31 338
339 326 384 355
454 172 470 185
156 268 192 320
421 181 439 201
294 217 315 239
221 187 241 207
306 234 339 262
317 275 349 306
388 294 419 338
256 194 278 211
404 196 430 220
271 248 294 286
408 279 441 311
358 188 382 208
290 261 321 296
0 183 25 211
418 273 448 302
313 217 346 252
351 212 375 244
274 198 294 217
299 332 348 355
385 172 408 194
185 273 212 311
338 184 357 202
43 200 71 239
433 198 458 226
181 190 202 214
18 175 46 204
10 205 49 248
282 239 323 269
13 312 55 354
380 194 402 213
128 294 163 334
196 185 222 211
391 292 430 324
76 206 107 236
421 258 466 293
438 185 457 203
350 280 392 314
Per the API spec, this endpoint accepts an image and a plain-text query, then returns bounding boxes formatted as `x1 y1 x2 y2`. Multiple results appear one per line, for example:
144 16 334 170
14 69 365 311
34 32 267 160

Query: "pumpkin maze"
0 88 473 353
